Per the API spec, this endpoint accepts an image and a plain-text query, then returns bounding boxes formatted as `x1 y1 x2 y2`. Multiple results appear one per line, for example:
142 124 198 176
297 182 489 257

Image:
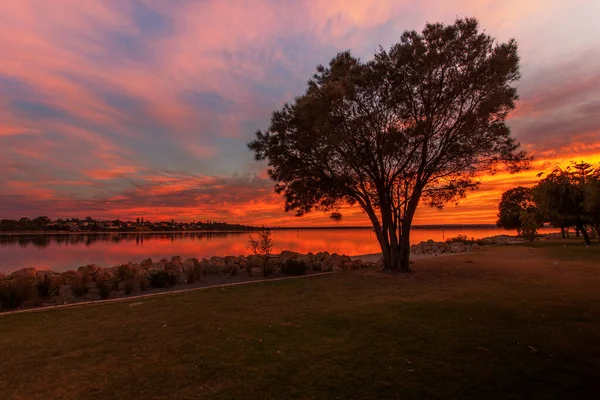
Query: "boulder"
77 264 102 281
340 261 353 271
96 268 116 282
10 268 37 285
224 256 238 265
449 242 468 253
171 256 183 265
279 250 302 261
140 258 153 268
249 256 266 269
61 270 83 286
165 261 183 275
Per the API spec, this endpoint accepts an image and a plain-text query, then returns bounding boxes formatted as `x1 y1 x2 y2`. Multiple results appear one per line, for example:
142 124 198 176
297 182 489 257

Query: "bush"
111 278 120 291
445 235 477 245
0 279 33 310
37 275 60 298
148 270 179 288
96 281 110 299
281 259 308 276
246 264 252 277
230 265 239 276
71 282 89 298
124 279 134 295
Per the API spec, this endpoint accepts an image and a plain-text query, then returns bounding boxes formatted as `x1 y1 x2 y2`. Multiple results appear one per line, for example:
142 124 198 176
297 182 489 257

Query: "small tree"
496 187 539 235
248 229 274 257
249 18 529 272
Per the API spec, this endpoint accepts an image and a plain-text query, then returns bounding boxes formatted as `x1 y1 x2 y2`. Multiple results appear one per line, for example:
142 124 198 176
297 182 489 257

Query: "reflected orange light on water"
0 228 558 273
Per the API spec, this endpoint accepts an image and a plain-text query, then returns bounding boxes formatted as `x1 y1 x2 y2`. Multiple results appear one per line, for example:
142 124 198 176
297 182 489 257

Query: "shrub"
248 229 274 256
246 264 252 277
111 278 120 291
124 279 134 295
0 279 33 310
148 270 178 288
71 282 89 298
37 275 60 298
281 259 308 276
230 265 239 276
445 235 477 245
96 281 110 299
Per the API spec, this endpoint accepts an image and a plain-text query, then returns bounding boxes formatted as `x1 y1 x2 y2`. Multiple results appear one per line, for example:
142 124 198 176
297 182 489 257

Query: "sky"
1 0 599 226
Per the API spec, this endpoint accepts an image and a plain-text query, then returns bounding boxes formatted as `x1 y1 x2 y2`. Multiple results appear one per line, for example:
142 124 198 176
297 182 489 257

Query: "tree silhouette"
249 18 529 271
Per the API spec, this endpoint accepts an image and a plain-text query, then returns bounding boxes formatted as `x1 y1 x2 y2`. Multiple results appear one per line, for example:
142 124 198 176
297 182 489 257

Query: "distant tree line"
497 161 600 244
0 216 262 233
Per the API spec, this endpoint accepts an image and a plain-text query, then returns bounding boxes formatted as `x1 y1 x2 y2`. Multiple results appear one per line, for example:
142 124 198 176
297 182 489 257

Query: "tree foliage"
532 162 599 245
249 18 529 271
248 229 275 257
496 187 538 234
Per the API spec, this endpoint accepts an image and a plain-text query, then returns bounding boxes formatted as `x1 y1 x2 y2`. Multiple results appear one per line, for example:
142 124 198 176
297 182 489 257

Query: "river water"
0 228 558 273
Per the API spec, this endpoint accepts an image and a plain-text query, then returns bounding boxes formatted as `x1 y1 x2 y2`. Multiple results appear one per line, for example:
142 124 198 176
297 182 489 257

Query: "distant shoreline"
0 225 513 236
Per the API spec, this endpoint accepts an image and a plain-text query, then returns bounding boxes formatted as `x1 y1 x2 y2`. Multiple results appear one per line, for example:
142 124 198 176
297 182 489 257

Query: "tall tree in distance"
533 165 592 245
497 187 539 235
249 18 530 271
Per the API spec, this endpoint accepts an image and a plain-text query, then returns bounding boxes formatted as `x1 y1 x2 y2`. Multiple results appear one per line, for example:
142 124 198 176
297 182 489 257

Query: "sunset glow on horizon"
1 0 599 226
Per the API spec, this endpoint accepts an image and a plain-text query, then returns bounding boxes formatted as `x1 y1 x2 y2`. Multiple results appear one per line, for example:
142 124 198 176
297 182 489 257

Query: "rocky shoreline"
0 233 559 312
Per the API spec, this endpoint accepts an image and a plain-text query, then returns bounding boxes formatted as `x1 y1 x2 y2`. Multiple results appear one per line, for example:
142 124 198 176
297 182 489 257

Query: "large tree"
249 18 529 271
496 187 539 235
533 164 593 245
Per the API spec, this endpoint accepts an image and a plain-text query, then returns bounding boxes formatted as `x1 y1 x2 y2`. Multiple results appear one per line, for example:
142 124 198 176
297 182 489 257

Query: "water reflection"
0 232 244 249
0 228 557 273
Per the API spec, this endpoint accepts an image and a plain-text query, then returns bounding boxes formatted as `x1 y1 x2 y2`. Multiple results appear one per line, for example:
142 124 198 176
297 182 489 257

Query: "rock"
340 261 353 271
249 256 267 269
224 256 238 265
315 251 330 262
10 268 37 285
77 264 102 281
280 250 302 261
96 268 115 282
165 261 183 275
140 258 153 268
61 270 83 286
117 264 134 280
171 256 183 265
312 261 323 272
47 273 65 289
449 242 468 253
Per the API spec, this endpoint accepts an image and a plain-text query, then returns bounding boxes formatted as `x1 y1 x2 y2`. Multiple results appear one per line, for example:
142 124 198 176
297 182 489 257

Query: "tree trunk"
595 224 600 242
560 226 565 239
576 223 591 245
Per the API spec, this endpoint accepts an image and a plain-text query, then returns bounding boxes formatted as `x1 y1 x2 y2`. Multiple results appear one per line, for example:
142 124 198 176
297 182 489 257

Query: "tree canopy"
496 187 539 234
532 162 600 244
249 18 529 271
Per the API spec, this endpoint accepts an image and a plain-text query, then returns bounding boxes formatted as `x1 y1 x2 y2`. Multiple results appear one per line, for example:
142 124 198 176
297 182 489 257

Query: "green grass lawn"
1 242 599 399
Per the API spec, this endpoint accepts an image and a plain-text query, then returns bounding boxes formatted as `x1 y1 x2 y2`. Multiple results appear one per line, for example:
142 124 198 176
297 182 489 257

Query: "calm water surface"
0 228 557 273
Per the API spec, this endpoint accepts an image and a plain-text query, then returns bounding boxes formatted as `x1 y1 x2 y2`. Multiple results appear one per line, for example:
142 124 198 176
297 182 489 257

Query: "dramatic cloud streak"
1 0 599 225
